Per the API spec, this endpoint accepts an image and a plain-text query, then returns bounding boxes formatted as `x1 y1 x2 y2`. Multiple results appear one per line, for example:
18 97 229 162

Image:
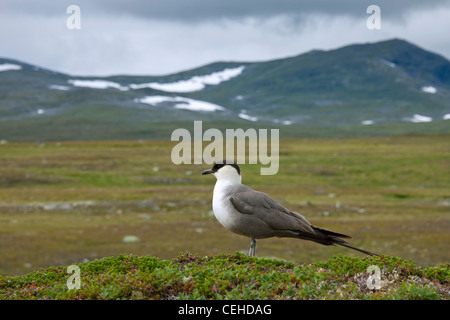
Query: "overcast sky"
1 0 450 76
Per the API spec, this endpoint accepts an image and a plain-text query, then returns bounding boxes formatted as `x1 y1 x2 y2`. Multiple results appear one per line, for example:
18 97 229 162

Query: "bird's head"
202 160 242 184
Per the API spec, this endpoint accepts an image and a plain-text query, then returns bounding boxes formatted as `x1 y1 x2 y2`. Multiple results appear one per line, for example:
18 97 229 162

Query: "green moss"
0 253 448 300
393 283 441 300
313 254 417 276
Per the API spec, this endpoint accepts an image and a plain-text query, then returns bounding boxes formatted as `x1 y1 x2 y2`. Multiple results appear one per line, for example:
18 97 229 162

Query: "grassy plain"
0 134 449 277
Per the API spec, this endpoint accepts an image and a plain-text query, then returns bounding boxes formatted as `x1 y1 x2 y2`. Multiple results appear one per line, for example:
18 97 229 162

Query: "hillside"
0 253 448 300
1 38 450 141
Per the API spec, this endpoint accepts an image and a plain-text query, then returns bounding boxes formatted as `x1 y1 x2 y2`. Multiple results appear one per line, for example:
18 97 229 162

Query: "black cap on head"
202 160 241 175
212 160 241 175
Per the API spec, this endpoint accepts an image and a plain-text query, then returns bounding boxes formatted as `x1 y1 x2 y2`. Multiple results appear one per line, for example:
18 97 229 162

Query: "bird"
202 160 380 257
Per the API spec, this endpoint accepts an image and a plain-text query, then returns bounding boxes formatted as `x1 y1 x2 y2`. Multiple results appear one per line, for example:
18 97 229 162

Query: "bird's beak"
202 169 213 175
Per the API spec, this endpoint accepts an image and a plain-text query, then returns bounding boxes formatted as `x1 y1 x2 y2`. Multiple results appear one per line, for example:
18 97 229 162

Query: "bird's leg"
249 237 256 257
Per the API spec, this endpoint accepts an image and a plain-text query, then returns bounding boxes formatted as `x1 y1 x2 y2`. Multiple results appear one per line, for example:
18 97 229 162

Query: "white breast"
212 181 237 230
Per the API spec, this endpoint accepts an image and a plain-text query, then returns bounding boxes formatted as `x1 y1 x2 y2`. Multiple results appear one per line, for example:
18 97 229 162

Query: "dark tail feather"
335 241 381 257
311 226 381 257
312 226 351 239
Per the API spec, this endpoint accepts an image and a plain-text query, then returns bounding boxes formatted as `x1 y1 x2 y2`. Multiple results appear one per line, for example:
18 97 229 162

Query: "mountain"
1 38 450 142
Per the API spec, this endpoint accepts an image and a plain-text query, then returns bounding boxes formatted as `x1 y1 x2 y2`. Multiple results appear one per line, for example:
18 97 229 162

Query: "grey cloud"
1 0 450 76
1 0 449 20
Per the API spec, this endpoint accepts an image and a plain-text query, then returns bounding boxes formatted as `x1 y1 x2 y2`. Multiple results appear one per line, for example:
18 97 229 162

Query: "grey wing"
229 188 315 235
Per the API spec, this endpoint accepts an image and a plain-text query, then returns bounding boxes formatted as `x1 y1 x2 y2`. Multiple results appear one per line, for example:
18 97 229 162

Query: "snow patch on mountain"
135 95 224 112
380 59 396 68
68 79 128 91
0 63 22 72
238 110 258 122
405 114 433 123
49 85 70 91
273 119 292 125
130 66 245 93
421 86 437 94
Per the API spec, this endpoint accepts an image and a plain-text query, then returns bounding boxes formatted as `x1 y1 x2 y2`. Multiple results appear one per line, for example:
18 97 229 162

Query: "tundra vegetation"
0 134 448 299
